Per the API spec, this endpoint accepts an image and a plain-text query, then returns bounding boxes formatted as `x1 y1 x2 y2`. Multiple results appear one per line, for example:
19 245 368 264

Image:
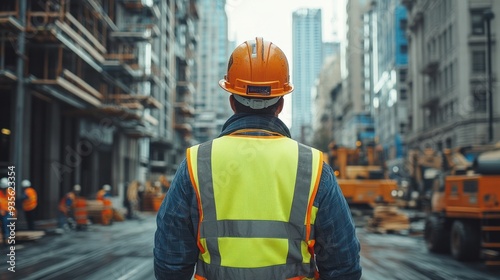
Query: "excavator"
424 146 500 266
326 141 398 208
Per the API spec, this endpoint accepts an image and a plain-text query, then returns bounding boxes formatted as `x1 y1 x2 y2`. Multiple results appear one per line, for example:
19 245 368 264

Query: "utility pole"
483 9 495 143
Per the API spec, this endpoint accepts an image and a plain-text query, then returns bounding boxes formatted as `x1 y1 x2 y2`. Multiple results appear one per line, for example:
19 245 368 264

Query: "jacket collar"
219 113 291 138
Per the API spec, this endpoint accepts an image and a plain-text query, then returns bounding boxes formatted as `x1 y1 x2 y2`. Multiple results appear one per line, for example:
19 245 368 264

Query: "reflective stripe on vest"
187 135 323 279
23 187 37 211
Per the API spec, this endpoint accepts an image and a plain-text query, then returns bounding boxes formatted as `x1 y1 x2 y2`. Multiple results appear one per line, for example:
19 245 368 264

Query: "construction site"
0 0 197 221
0 0 500 279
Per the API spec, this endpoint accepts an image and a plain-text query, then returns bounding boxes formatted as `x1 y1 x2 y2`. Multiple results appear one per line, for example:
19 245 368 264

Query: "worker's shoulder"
187 139 215 149
295 141 323 154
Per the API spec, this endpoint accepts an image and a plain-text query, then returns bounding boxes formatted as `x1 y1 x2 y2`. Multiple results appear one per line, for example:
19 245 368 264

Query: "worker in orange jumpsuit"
0 177 14 245
20 180 38 230
97 184 113 225
96 184 111 201
58 184 80 229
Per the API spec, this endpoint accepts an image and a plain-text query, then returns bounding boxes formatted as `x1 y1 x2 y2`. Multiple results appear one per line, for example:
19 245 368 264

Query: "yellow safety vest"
187 133 323 280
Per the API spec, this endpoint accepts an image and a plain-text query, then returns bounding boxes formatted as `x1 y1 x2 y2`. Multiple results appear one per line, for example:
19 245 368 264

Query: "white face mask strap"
233 95 281 109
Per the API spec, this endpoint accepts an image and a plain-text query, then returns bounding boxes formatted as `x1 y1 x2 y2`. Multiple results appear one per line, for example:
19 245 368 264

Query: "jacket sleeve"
154 159 200 280
314 163 362 280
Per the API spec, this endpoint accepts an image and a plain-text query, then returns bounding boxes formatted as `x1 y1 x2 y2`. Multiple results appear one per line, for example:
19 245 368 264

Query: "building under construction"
0 0 198 221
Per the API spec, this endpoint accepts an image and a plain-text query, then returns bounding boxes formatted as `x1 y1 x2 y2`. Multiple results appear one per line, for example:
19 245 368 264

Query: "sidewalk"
0 212 158 280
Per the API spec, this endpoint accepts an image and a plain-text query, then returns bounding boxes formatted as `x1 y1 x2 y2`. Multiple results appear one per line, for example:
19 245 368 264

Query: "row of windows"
470 10 489 35
426 25 454 60
472 50 487 73
425 60 456 97
424 91 488 129
424 0 454 32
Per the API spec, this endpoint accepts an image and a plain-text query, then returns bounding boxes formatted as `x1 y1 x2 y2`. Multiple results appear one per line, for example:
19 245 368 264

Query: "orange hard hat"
219 37 294 98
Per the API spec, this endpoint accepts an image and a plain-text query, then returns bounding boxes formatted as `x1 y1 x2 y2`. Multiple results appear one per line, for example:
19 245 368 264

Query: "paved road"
358 228 499 280
0 213 498 279
0 213 157 280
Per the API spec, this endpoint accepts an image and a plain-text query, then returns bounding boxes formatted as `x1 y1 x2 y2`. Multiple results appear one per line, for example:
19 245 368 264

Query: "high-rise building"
323 41 341 62
0 0 198 220
403 0 500 150
370 0 409 160
172 0 199 167
291 8 323 143
193 0 232 144
336 0 375 148
312 45 342 151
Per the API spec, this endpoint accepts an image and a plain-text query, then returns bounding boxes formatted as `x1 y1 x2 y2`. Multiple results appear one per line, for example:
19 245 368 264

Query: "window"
400 44 408 54
400 19 408 30
400 89 408 100
399 69 407 83
444 67 449 89
471 10 485 35
443 30 448 52
473 90 487 112
472 50 486 73
445 138 452 149
399 122 406 134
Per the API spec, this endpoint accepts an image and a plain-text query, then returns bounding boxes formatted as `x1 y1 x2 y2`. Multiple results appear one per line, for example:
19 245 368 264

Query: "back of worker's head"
22 180 31 188
103 184 111 192
219 37 293 115
0 177 8 189
73 184 81 192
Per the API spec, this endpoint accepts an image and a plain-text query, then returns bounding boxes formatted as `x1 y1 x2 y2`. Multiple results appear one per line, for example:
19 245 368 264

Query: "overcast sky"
225 0 345 127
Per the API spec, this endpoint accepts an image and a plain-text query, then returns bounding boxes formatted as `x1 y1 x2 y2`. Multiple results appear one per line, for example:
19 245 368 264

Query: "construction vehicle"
406 147 443 210
327 141 398 207
424 148 500 266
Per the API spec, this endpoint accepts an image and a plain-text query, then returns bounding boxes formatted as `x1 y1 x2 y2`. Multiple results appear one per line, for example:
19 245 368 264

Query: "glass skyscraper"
291 8 323 143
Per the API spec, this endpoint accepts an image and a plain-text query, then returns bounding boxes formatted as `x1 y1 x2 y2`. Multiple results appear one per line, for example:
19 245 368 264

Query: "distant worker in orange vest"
158 175 170 193
58 184 81 229
97 184 113 225
20 180 38 230
96 184 112 201
0 177 13 244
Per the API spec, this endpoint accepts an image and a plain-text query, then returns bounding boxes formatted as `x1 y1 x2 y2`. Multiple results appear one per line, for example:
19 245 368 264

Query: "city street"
0 212 499 280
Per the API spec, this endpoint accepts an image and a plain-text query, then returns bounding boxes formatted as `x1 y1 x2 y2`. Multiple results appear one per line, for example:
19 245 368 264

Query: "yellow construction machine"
326 142 397 208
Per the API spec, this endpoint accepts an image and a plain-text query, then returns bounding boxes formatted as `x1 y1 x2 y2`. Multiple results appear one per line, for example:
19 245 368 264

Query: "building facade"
337 0 375 148
0 0 198 221
172 0 199 169
312 50 342 152
193 0 232 144
371 0 409 160
291 8 323 143
403 0 499 150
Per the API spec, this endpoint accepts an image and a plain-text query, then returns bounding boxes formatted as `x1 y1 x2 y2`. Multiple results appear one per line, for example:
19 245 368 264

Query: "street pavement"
0 212 499 280
0 213 158 280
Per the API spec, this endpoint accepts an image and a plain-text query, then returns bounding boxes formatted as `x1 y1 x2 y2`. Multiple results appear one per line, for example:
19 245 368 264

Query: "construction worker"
154 38 362 279
58 184 80 229
0 177 12 244
20 180 38 230
96 184 112 201
97 184 113 225
126 181 140 219
158 175 170 193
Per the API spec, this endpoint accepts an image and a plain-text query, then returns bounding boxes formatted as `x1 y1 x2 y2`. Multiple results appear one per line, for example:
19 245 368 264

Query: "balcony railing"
26 11 107 64
120 0 160 18
420 60 439 76
0 3 23 32
175 102 195 116
31 69 103 107
111 24 160 42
